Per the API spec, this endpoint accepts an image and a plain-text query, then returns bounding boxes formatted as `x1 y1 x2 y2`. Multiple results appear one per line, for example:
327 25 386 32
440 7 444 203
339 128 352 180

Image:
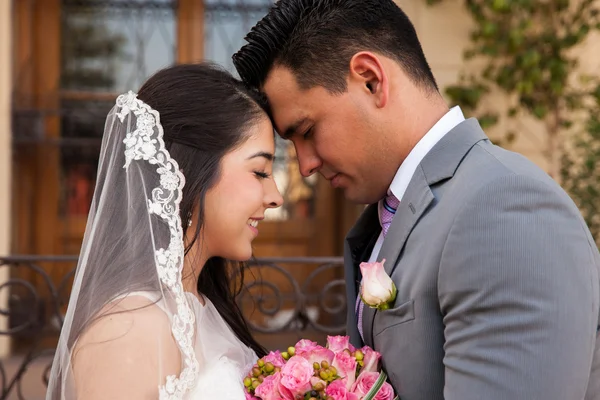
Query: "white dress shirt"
367 106 465 262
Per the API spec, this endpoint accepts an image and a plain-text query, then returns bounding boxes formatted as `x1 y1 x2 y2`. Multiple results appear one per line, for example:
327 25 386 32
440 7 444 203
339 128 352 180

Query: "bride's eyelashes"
254 170 271 179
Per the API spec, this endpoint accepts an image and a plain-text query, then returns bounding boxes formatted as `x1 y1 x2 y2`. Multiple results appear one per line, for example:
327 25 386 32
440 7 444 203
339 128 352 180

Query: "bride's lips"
247 217 263 236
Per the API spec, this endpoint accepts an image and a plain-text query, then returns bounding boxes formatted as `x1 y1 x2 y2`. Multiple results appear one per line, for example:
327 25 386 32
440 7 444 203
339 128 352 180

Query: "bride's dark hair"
136 62 268 357
47 63 270 400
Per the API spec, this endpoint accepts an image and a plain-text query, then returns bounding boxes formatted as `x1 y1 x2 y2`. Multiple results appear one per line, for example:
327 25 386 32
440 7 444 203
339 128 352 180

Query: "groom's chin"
340 186 376 205
330 175 381 204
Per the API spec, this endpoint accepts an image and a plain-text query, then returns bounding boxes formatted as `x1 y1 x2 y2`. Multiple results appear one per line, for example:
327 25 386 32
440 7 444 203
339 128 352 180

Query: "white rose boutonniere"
360 259 397 311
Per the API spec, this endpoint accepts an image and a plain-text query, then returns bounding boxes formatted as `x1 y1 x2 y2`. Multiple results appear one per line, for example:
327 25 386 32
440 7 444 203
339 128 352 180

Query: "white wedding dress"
131 291 258 399
183 292 258 399
65 291 257 399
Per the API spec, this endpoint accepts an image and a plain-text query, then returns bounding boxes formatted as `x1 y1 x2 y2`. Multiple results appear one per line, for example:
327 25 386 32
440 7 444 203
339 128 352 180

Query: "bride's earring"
187 211 193 227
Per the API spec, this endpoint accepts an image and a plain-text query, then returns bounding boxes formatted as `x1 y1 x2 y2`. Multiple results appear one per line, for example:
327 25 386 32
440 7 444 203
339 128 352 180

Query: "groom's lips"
328 174 342 188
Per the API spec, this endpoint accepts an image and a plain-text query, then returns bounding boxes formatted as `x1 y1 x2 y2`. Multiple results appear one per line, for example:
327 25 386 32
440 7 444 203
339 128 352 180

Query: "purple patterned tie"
380 194 400 237
357 193 399 341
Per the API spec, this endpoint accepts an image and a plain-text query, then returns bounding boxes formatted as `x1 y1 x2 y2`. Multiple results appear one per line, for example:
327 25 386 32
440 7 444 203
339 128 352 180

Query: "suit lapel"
360 118 489 348
361 166 434 347
381 166 434 277
344 204 381 346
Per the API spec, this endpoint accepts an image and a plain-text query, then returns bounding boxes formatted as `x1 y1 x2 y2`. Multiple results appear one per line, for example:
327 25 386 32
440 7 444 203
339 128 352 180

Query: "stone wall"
396 0 600 172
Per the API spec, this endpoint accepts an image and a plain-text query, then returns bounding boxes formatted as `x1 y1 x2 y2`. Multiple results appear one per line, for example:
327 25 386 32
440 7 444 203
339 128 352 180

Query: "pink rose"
294 339 319 353
325 379 360 400
277 384 296 400
326 335 356 354
359 259 397 310
297 344 335 367
245 392 260 400
360 346 381 373
263 350 286 369
279 356 313 398
351 371 394 400
332 350 358 390
255 373 283 400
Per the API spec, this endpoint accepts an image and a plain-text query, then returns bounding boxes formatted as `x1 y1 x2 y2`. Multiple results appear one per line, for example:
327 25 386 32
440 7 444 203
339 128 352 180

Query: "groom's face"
262 66 392 204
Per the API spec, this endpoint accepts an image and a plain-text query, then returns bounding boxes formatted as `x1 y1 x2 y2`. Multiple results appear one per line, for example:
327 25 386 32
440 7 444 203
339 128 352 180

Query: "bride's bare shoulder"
72 293 181 399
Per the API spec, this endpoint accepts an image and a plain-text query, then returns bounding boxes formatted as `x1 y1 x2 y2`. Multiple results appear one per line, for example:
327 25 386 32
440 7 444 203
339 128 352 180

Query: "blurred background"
0 0 599 398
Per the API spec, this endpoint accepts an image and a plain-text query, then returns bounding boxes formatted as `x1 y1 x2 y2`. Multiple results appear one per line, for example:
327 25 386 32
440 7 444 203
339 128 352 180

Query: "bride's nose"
264 178 283 208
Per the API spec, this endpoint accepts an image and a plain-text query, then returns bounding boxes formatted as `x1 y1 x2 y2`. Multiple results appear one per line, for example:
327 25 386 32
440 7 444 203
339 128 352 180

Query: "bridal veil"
46 91 199 399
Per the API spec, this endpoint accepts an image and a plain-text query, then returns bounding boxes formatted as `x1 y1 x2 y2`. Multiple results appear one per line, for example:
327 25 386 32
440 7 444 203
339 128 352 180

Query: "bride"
46 63 283 399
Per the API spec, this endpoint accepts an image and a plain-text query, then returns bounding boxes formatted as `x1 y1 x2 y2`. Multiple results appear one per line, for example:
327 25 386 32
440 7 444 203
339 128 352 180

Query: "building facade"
1 0 599 374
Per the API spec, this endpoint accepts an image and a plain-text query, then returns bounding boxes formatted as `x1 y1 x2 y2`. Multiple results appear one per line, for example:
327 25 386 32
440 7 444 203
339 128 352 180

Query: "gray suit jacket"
344 119 600 400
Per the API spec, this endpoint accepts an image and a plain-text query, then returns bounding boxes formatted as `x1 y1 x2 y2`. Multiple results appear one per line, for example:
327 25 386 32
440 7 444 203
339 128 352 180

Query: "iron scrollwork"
0 255 346 399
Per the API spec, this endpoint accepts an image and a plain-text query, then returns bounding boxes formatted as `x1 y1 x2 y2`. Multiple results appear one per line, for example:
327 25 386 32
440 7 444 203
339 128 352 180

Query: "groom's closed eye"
282 118 309 140
302 127 314 140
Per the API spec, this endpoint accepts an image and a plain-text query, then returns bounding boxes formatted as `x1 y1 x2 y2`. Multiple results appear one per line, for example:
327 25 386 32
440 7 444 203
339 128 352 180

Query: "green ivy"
561 114 600 246
426 0 600 246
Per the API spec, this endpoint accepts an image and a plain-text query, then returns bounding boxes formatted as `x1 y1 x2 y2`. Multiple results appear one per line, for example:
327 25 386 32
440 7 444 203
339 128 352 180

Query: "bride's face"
202 116 283 260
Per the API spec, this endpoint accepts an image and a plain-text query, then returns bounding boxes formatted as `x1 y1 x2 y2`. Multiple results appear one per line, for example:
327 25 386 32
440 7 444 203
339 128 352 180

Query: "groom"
233 0 600 398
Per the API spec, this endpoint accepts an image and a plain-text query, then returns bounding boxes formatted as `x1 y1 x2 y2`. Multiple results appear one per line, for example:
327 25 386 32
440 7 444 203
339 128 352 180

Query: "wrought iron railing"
0 255 345 399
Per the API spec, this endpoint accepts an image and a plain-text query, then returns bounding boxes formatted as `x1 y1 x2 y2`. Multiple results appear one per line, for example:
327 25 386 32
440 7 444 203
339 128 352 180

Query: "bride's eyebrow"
246 151 275 162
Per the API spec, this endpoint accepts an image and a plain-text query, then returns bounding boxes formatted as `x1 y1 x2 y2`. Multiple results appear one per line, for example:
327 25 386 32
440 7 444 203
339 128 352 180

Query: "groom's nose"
294 143 322 177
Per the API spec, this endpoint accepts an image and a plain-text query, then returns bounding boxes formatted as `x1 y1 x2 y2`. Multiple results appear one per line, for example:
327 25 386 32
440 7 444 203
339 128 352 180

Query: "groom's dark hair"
232 0 438 94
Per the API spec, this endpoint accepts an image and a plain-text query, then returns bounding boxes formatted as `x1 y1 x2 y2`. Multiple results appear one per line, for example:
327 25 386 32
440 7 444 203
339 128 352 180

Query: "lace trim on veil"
115 91 199 399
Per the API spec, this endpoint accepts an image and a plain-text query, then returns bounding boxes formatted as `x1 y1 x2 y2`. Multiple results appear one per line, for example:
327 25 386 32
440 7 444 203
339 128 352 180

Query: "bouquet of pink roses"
243 335 396 400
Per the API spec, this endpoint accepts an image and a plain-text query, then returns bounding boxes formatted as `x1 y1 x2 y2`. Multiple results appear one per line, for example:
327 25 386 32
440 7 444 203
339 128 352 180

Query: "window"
60 0 178 216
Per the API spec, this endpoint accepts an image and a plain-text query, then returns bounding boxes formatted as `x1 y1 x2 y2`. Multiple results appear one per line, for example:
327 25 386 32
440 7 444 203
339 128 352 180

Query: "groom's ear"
348 51 389 109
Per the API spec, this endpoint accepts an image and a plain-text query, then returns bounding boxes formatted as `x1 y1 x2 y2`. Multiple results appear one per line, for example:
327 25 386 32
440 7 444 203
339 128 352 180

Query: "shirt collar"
388 106 465 202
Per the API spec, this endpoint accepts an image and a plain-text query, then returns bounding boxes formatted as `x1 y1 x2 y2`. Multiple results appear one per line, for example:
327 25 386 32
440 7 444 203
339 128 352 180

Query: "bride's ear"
185 204 201 232
348 52 389 109
187 211 193 228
